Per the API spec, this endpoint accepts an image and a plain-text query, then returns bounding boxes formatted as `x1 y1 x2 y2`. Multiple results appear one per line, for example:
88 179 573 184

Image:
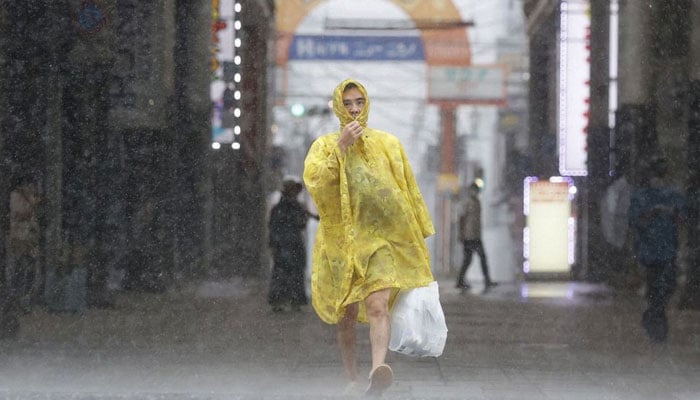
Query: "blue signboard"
289 35 425 61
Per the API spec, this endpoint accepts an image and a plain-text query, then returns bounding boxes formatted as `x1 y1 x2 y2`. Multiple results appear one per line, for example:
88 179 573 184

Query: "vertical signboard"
523 177 576 274
211 0 242 147
558 0 590 176
427 65 508 105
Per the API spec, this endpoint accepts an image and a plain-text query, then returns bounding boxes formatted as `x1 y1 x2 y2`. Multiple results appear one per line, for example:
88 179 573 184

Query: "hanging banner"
211 0 241 144
289 35 425 61
428 65 508 105
558 0 590 176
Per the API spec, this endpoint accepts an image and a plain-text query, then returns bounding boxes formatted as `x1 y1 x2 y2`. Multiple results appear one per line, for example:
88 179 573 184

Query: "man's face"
342 87 365 119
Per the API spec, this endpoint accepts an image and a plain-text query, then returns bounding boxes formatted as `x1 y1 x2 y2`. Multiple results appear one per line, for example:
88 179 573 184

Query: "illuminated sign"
211 0 242 148
523 177 576 274
558 0 590 176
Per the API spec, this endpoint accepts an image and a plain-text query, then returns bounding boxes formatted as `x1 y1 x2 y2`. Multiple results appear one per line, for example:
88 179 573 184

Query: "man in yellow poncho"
303 79 435 396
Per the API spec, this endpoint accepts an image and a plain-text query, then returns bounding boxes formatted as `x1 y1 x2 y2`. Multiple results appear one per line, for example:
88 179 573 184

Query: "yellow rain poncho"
303 79 435 324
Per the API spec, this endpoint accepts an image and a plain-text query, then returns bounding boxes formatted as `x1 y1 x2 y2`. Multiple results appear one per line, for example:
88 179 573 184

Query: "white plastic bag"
389 281 448 357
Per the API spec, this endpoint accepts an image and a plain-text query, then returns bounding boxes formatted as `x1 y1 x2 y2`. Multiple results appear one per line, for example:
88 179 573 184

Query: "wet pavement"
1 275 700 399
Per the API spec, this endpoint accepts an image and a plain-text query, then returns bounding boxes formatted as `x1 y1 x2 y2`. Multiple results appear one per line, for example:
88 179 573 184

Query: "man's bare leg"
364 288 393 396
364 289 391 371
337 303 359 383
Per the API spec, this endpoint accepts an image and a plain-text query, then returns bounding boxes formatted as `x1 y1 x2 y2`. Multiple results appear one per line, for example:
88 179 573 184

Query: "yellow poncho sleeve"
303 134 355 323
396 140 435 239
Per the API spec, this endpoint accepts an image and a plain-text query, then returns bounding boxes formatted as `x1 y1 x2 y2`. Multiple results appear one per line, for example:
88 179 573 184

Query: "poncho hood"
332 78 370 129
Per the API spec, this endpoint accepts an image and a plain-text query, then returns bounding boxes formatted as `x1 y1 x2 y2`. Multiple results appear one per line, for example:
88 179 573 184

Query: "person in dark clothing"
268 178 318 312
628 157 686 343
456 182 497 291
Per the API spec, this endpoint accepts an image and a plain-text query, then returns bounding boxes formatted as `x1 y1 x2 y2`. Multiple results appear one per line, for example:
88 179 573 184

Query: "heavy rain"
1 0 699 399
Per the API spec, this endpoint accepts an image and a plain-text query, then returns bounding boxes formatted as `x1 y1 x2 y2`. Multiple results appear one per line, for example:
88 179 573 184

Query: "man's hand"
338 120 363 153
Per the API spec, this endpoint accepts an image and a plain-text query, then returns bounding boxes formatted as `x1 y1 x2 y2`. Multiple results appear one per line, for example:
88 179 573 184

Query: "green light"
290 104 305 117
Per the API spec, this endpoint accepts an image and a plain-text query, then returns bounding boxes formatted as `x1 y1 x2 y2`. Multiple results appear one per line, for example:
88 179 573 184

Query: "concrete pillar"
437 105 457 274
43 1 74 299
679 0 700 310
614 0 655 179
587 0 610 177
60 0 117 303
617 1 653 106
582 0 611 282
649 0 691 185
0 4 17 338
0 2 9 287
0 0 75 328
173 0 212 277
527 15 558 177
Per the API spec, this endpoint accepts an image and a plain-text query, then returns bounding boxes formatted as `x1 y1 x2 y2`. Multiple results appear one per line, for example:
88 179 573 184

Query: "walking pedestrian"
628 156 686 343
456 182 496 291
267 178 317 312
303 79 435 397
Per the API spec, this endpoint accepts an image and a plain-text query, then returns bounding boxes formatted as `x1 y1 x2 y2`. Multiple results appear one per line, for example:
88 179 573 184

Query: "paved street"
1 275 700 400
